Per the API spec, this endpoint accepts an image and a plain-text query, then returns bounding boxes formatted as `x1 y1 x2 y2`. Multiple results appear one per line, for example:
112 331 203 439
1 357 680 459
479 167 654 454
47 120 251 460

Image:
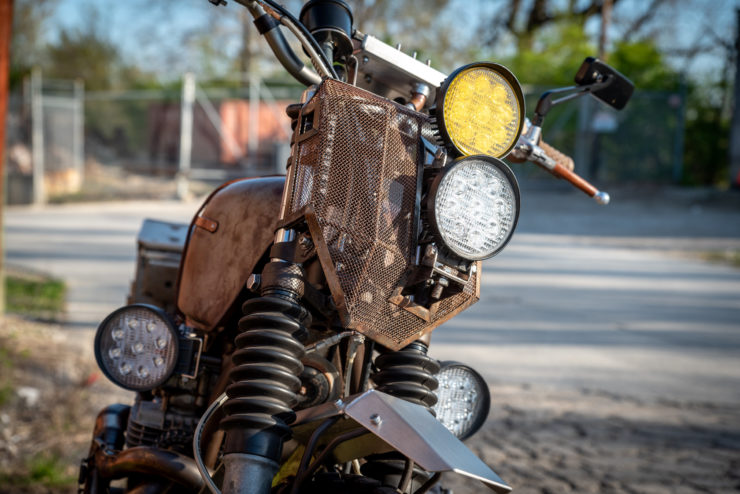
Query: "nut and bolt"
369 414 382 426
299 236 313 249
246 274 261 292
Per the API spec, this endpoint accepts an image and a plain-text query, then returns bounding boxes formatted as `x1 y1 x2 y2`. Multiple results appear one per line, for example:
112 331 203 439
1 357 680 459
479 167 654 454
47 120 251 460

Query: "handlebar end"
594 191 610 205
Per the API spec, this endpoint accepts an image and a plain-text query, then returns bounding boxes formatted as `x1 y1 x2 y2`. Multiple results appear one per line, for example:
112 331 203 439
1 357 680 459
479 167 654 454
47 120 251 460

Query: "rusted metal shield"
177 176 284 331
287 79 480 350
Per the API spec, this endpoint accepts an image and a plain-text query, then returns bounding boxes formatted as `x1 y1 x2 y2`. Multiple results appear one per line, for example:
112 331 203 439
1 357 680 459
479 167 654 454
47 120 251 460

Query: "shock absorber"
366 341 441 491
372 340 440 413
219 255 310 494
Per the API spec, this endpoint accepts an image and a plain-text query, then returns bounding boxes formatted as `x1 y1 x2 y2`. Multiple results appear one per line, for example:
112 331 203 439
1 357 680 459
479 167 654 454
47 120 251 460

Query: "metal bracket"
180 334 203 380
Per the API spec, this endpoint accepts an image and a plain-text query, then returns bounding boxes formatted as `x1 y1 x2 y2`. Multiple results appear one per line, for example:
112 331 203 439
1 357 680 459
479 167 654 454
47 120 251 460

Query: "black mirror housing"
575 57 634 110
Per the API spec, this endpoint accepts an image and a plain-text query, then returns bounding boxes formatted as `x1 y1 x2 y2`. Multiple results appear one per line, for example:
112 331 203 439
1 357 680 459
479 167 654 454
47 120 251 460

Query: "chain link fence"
84 77 302 197
5 71 84 205
515 86 687 185
4 75 687 204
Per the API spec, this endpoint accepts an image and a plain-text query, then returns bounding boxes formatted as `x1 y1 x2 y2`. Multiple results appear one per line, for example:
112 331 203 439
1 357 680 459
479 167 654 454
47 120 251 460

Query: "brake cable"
234 0 339 80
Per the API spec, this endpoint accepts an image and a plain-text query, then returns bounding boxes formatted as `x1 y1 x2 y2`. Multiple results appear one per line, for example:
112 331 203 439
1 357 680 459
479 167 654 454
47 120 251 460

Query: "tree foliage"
7 0 734 185
9 0 54 87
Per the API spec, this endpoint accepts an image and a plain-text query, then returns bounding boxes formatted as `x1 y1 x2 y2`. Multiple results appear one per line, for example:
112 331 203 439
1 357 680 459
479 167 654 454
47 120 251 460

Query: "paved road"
5 200 197 327
5 186 740 406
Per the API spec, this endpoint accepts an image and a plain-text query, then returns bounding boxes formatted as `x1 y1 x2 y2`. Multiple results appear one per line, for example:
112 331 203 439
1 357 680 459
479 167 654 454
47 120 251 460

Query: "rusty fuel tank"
177 176 284 331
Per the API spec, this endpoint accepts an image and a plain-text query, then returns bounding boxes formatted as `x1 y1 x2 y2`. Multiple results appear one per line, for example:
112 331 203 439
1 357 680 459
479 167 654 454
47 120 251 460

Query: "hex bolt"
246 273 261 292
370 414 382 426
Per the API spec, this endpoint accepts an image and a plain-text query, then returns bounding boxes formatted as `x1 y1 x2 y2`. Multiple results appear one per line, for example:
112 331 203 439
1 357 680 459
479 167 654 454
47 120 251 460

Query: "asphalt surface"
4 184 740 407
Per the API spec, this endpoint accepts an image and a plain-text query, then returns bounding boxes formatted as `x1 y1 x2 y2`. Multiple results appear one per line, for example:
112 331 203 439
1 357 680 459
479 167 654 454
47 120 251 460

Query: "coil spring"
372 341 440 413
220 294 310 439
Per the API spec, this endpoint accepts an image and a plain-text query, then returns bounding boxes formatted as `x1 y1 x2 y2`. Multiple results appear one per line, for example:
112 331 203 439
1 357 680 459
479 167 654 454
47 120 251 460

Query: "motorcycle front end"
78 1 633 493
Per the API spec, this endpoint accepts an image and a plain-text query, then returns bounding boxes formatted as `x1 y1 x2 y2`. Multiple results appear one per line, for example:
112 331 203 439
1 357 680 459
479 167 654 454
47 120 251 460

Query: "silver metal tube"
222 453 279 494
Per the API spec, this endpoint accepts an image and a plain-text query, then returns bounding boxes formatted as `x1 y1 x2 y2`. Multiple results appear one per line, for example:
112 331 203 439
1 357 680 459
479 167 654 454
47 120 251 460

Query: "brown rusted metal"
94 446 204 490
409 91 427 112
194 215 219 233
285 79 481 350
177 176 284 331
304 208 350 325
86 405 204 491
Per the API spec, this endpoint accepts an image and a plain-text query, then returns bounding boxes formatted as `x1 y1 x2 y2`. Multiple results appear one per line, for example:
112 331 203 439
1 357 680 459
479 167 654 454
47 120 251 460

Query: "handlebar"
510 125 610 205
540 141 609 204
539 140 573 172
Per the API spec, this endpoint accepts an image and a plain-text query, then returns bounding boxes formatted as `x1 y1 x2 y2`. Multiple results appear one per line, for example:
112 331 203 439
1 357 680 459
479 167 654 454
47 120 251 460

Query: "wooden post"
0 0 14 316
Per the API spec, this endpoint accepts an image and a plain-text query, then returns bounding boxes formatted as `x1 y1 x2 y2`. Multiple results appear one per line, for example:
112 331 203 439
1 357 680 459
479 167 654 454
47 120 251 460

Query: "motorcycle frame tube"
92 446 205 491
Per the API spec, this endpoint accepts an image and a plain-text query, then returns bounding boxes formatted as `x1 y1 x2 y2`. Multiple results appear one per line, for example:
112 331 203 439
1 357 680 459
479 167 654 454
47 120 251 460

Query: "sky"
45 0 739 84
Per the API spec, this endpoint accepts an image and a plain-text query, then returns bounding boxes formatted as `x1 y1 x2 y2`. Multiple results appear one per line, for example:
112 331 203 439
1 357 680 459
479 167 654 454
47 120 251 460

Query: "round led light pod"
94 304 179 391
432 362 490 440
427 155 520 261
436 62 525 158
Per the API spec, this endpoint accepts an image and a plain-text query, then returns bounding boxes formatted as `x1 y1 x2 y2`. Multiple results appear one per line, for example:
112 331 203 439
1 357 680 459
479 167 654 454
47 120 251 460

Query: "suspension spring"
220 261 311 457
372 341 440 413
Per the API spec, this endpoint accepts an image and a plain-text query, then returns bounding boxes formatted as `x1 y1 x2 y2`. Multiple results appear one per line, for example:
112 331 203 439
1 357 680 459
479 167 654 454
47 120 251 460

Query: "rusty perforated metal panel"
289 80 479 350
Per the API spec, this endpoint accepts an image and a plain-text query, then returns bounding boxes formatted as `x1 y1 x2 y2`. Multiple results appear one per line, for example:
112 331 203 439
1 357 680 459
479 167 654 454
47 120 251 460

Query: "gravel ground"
434 182 740 494
444 383 740 494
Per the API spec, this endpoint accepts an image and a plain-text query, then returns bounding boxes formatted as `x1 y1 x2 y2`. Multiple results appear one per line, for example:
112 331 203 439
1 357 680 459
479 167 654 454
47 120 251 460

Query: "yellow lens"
442 66 522 158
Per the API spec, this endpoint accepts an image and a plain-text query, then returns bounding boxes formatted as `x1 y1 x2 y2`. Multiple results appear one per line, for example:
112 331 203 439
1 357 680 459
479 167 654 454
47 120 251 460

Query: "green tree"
9 0 55 88
46 27 120 90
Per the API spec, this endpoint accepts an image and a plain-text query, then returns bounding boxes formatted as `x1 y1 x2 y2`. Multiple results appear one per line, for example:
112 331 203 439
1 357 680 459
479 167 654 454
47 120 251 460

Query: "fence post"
574 97 593 180
178 72 195 200
73 78 85 185
673 79 687 184
31 67 45 205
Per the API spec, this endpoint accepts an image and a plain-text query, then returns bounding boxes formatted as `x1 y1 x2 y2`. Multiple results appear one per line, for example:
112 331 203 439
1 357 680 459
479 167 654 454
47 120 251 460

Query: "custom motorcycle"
78 1 633 493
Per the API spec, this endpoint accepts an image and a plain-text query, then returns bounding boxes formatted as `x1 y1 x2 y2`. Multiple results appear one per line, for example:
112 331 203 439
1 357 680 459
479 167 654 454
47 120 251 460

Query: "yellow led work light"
436 62 525 158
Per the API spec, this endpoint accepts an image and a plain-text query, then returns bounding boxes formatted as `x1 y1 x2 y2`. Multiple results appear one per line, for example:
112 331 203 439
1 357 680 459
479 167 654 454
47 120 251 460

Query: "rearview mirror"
575 57 634 110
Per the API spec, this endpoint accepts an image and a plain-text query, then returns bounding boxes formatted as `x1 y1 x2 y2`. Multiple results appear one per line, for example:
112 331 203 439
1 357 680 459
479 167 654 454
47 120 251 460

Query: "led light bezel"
94 304 180 392
426 155 520 261
432 361 491 441
436 61 525 159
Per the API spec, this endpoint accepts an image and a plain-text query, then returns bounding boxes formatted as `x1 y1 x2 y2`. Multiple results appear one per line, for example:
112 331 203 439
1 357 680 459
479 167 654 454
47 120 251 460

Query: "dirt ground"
0 316 129 493
447 383 740 494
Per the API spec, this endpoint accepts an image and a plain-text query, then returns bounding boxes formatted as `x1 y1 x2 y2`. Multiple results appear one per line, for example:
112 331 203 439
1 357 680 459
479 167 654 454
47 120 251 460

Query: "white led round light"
429 156 519 260
94 304 179 391
432 362 490 440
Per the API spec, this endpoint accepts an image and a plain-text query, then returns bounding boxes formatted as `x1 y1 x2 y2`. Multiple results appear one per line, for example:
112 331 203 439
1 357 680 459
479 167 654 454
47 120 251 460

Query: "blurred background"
0 0 739 493
3 0 738 203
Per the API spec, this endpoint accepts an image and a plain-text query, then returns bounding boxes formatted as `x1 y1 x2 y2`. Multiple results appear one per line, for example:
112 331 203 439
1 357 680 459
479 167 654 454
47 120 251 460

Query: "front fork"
217 235 442 494
219 229 311 494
